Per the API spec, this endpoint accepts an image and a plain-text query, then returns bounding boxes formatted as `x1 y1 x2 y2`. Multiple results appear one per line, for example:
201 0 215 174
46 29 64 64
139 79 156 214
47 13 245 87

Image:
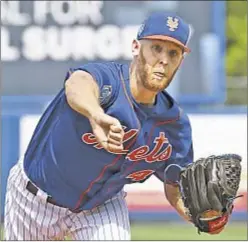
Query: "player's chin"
147 78 169 92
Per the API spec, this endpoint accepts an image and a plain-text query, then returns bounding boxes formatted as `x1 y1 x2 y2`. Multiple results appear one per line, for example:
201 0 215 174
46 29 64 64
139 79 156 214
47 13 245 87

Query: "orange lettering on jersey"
126 146 149 161
82 128 138 150
82 133 101 148
82 130 172 163
156 144 172 161
126 132 172 163
126 170 154 182
146 132 168 162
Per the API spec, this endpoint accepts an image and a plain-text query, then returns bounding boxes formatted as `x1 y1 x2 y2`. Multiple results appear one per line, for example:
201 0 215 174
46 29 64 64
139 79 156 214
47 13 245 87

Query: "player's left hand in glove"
179 154 243 235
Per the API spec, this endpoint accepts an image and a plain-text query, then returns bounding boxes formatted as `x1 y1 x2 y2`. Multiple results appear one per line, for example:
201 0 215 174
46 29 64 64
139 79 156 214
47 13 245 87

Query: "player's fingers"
107 137 122 146
107 143 124 153
100 140 109 150
108 130 123 142
110 123 123 133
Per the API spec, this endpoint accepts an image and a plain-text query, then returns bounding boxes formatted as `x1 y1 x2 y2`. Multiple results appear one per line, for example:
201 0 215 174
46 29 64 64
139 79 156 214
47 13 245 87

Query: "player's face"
136 39 184 92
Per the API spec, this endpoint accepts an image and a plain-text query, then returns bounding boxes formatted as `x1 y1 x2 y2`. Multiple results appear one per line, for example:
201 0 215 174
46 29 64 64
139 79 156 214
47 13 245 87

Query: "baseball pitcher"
4 12 242 240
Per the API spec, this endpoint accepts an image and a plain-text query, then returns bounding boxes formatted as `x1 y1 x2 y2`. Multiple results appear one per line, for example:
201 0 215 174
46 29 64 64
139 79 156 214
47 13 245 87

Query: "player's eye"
151 45 163 53
169 50 179 58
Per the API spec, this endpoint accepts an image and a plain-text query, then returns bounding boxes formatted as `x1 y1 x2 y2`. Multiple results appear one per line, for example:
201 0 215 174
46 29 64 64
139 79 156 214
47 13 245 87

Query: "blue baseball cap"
137 12 192 53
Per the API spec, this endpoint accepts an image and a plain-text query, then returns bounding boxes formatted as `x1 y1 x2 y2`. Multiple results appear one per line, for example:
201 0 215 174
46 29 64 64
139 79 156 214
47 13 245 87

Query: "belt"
26 181 67 208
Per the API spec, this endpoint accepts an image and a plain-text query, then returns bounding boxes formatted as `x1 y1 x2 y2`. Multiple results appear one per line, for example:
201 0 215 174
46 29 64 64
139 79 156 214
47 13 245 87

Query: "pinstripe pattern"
4 160 131 240
69 192 130 240
4 161 68 240
110 199 121 239
4 165 21 239
90 210 100 238
83 211 94 238
104 204 114 239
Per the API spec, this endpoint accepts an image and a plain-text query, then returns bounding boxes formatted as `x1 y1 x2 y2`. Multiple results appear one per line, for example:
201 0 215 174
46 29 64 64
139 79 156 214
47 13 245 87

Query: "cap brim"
142 35 191 53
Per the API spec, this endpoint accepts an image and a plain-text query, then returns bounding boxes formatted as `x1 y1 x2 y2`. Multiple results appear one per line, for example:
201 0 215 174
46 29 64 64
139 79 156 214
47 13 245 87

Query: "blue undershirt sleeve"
154 143 193 185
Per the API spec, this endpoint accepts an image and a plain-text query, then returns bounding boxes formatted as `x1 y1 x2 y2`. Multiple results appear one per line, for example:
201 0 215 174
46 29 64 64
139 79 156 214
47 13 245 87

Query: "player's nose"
159 55 169 66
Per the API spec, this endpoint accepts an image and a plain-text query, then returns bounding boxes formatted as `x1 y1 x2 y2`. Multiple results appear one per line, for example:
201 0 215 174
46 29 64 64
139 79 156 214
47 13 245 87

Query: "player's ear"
131 39 141 57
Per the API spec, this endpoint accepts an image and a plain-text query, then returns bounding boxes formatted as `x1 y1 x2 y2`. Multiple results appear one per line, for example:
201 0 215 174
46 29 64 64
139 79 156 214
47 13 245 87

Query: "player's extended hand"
89 112 124 153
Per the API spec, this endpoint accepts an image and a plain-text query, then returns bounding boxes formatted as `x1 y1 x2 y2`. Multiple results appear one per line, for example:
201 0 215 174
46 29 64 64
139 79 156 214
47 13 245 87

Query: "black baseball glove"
179 154 243 234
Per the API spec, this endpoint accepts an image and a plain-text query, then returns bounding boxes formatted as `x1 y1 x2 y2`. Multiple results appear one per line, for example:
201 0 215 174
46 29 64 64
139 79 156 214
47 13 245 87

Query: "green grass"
131 222 248 241
0 226 3 241
1 222 247 240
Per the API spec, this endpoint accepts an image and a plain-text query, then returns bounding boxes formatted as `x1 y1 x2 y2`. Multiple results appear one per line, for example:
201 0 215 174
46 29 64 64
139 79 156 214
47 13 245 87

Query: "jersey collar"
120 63 181 122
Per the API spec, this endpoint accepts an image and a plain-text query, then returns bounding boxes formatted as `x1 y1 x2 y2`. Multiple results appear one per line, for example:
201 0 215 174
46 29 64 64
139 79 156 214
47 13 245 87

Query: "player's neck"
129 63 156 105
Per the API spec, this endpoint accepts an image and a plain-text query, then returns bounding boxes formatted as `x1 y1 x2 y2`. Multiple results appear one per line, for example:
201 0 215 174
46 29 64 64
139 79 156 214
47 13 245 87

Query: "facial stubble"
135 47 180 92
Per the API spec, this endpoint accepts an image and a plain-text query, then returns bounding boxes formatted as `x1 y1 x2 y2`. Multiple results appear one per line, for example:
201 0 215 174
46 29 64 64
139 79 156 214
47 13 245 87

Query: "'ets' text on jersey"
23 62 193 212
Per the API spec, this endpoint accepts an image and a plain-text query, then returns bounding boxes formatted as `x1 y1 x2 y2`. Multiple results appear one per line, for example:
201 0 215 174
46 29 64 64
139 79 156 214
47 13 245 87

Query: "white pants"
4 160 131 240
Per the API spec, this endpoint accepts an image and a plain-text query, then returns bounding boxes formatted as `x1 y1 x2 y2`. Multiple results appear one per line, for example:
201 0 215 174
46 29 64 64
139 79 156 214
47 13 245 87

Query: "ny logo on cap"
166 17 179 31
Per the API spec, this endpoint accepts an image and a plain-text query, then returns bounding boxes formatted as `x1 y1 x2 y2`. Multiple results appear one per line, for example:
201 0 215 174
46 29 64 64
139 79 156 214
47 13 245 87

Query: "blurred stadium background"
1 0 247 240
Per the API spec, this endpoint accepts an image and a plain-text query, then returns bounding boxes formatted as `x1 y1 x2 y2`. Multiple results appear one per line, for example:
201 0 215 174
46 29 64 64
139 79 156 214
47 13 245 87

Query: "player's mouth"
153 72 165 80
